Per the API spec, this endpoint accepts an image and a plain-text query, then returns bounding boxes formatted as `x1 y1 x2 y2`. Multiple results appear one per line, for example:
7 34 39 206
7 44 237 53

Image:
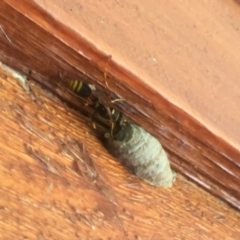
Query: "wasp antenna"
104 55 112 90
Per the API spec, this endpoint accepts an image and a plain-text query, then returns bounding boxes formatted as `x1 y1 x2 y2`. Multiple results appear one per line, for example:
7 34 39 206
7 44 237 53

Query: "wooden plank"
1 60 240 240
0 0 240 210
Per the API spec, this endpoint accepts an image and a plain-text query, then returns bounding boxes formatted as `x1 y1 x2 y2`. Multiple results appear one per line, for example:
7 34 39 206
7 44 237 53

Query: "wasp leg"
104 106 112 119
104 106 118 137
90 108 99 129
90 103 108 130
111 98 124 104
110 121 116 137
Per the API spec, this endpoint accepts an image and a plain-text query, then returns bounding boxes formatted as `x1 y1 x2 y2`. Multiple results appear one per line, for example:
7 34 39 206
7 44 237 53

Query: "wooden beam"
1 60 240 240
1 0 240 210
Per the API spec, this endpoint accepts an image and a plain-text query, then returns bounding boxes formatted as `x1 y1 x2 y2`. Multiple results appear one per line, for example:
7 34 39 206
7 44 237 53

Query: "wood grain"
1 57 240 240
0 0 240 210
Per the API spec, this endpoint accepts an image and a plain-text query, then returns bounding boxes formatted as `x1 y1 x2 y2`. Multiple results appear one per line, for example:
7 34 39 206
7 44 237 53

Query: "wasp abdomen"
69 80 92 98
105 123 176 188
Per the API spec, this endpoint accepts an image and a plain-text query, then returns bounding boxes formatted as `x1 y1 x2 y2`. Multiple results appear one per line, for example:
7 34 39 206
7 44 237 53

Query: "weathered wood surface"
1 0 240 210
1 60 240 240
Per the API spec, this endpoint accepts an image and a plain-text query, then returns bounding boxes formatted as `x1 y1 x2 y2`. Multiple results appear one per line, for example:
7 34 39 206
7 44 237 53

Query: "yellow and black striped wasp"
67 80 124 135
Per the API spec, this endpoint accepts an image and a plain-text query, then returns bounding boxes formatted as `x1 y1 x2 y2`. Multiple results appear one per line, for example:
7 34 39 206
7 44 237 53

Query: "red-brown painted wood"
0 0 240 211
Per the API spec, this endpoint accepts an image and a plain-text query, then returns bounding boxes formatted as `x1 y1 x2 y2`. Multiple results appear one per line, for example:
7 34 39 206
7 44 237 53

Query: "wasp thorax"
105 123 176 188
